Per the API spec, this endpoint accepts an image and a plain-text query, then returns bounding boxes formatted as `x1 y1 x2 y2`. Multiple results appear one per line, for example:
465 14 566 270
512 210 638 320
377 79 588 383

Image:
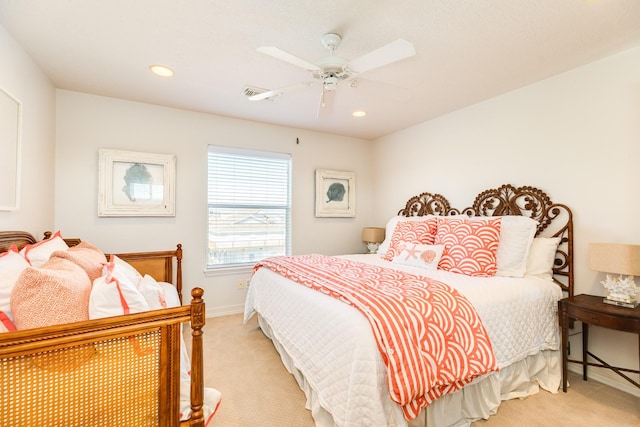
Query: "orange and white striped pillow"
434 217 502 277
383 217 438 261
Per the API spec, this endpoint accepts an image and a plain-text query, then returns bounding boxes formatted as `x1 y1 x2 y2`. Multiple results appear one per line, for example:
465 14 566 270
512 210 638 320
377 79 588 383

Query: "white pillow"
0 249 30 320
157 281 182 307
438 215 538 277
89 256 150 319
525 237 561 280
138 274 168 310
0 310 16 333
112 255 143 287
494 216 538 277
391 243 444 270
378 215 437 257
20 230 69 267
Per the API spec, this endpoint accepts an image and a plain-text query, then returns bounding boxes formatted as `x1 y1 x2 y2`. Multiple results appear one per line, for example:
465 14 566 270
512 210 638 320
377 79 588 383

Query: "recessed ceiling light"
149 64 175 77
352 110 367 118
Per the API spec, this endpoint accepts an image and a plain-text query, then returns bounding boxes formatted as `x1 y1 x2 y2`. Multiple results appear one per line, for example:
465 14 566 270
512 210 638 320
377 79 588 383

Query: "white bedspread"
244 254 563 427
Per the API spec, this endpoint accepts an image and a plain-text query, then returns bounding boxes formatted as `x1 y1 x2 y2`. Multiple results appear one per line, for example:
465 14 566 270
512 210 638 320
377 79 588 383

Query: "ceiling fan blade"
346 39 416 74
257 46 322 72
248 81 314 101
317 89 335 119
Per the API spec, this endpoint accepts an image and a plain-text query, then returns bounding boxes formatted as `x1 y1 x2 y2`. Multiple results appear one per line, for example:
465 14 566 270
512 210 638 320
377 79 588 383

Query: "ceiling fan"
248 33 416 115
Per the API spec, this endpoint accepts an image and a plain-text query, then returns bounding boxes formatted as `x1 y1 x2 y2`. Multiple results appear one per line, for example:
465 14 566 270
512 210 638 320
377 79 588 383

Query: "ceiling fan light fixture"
324 75 339 91
149 64 174 77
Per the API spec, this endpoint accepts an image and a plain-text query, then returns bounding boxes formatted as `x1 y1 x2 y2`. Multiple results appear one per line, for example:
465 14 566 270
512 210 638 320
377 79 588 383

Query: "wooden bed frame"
398 183 574 297
0 231 206 427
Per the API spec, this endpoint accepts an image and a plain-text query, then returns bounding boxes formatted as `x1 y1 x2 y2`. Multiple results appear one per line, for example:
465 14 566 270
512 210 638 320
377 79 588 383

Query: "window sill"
203 265 254 277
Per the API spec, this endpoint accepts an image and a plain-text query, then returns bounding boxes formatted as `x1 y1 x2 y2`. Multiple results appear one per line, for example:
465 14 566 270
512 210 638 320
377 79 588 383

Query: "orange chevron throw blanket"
254 254 498 420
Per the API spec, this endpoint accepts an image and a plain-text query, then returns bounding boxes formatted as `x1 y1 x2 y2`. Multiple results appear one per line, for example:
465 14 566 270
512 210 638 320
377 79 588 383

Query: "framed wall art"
98 148 176 217
315 169 355 217
0 88 22 211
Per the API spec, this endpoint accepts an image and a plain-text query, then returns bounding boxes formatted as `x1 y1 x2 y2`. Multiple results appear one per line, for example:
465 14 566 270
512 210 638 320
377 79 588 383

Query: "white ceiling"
1 1 640 140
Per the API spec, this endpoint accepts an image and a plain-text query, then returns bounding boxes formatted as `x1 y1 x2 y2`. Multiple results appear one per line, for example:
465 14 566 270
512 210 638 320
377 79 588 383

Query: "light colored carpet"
198 314 639 427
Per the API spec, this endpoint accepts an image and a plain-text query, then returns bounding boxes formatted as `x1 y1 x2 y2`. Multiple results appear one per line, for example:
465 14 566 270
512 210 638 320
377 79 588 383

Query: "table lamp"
589 243 640 308
362 227 385 254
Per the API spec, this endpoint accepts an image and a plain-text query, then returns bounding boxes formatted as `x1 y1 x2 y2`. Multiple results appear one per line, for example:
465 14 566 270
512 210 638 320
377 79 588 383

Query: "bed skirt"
257 314 561 427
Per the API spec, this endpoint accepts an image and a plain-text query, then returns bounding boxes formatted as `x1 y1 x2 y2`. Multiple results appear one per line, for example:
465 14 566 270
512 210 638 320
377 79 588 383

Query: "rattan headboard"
398 184 573 296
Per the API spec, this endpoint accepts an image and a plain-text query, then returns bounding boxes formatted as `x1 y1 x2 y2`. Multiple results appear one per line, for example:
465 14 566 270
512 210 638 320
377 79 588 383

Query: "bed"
244 184 573 427
0 231 220 427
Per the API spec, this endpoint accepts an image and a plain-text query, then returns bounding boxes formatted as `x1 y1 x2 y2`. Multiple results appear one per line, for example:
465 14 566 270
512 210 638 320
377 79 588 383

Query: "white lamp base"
603 298 640 308
366 242 380 254
601 274 638 308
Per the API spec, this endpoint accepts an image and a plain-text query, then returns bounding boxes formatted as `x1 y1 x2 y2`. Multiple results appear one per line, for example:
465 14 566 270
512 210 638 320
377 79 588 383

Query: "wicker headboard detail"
398 184 574 297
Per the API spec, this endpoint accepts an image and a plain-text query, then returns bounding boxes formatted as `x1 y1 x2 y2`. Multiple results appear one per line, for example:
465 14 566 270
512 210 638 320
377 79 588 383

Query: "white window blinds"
207 145 291 268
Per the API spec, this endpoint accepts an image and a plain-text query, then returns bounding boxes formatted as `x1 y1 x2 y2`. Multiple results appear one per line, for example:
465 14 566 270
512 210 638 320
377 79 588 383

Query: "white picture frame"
315 169 355 217
98 148 176 217
0 88 22 211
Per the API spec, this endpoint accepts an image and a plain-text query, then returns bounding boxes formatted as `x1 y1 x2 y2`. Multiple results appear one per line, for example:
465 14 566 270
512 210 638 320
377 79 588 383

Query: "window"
207 146 291 269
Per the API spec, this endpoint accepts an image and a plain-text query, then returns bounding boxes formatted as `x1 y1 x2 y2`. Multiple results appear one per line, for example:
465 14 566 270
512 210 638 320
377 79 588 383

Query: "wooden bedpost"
189 287 206 426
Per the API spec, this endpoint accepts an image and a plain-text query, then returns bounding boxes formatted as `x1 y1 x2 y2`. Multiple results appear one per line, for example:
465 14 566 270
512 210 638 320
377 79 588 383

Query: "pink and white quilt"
254 254 498 420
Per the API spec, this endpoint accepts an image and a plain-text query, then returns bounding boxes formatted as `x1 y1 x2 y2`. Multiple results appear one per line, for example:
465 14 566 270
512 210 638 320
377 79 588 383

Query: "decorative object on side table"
589 243 640 308
362 227 385 254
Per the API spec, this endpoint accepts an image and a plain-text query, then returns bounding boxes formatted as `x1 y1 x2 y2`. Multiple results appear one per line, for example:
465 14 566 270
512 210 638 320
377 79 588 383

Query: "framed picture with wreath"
98 148 176 217
315 169 355 217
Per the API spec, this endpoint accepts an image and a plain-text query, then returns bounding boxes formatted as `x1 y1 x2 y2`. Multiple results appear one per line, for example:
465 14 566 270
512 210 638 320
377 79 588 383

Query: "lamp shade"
362 227 385 243
589 243 640 276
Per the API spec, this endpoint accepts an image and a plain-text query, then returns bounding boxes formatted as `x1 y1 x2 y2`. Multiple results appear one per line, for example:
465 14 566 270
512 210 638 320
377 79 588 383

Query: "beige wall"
54 90 374 316
0 25 55 234
373 45 640 396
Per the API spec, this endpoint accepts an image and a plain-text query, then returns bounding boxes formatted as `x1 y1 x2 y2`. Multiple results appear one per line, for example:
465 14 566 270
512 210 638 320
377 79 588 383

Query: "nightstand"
558 294 640 392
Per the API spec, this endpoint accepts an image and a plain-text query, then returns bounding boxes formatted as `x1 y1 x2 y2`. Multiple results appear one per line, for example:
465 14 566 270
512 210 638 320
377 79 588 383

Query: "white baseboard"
206 304 244 318
567 364 640 397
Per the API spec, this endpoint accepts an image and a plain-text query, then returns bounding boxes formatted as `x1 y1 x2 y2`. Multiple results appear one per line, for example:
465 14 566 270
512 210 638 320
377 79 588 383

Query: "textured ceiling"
1 0 640 140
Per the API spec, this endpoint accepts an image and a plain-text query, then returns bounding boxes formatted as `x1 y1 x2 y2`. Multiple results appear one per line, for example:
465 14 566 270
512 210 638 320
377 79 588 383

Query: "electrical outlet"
237 279 245 289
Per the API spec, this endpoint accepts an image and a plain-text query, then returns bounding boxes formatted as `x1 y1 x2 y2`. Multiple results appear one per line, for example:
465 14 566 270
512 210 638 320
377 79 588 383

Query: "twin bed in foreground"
0 232 219 426
245 184 573 427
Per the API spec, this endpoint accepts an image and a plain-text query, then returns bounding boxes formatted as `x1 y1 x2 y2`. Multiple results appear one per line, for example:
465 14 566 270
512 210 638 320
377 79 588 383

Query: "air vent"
242 86 269 98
